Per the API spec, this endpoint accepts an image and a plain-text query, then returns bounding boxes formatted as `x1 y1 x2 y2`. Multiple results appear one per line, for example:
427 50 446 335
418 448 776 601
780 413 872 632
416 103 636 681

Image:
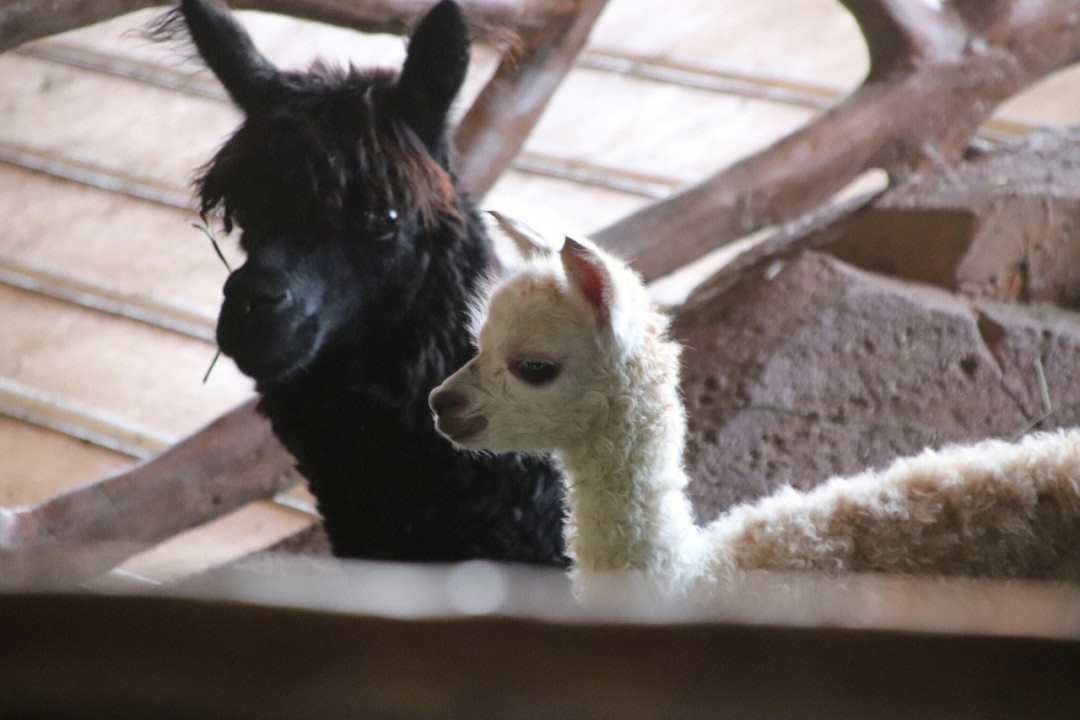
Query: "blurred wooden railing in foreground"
3 560 1079 719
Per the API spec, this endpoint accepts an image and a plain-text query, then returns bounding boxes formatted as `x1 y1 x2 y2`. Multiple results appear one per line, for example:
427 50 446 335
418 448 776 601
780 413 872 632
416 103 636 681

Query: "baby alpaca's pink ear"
561 237 613 327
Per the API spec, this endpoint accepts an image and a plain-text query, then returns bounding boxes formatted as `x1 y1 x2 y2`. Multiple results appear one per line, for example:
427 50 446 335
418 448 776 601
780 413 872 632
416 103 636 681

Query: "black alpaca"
160 0 565 563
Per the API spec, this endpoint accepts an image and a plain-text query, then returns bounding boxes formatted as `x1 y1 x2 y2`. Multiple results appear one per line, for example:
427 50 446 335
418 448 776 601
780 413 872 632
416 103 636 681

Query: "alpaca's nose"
429 387 469 417
223 265 292 315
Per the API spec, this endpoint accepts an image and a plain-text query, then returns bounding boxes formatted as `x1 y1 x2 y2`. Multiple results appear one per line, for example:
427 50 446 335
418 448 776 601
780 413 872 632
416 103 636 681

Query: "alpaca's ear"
395 0 470 155
562 237 646 353
177 0 282 113
487 211 556 259
561 237 615 326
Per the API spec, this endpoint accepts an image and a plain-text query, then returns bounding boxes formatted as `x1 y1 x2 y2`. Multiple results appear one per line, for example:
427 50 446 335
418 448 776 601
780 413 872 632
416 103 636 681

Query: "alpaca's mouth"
435 413 488 444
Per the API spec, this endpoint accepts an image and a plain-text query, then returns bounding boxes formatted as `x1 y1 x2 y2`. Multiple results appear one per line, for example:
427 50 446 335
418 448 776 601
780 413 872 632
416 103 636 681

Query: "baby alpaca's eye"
511 358 561 385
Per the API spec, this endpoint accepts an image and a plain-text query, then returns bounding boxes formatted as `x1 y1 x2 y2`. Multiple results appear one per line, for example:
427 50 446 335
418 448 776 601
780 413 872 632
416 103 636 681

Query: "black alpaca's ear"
179 0 283 113
395 0 470 155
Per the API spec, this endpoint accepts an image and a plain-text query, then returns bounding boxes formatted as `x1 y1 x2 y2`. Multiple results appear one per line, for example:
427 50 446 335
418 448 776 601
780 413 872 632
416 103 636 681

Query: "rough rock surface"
820 130 1080 307
676 251 1080 523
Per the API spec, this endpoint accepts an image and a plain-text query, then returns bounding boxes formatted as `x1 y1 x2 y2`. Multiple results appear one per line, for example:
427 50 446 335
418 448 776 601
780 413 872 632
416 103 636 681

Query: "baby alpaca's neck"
558 329 707 588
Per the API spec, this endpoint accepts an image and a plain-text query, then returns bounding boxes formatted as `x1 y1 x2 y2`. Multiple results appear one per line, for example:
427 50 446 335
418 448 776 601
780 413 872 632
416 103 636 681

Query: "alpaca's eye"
365 208 399 240
511 358 560 385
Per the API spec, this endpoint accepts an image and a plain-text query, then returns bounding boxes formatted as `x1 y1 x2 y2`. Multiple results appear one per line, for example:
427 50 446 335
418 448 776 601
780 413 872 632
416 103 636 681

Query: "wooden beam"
0 0 581 54
0 399 300 587
454 0 610 197
593 0 1080 282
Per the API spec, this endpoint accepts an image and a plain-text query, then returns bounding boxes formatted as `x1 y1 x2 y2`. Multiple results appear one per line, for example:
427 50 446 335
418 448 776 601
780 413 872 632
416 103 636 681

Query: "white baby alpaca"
430 217 1080 597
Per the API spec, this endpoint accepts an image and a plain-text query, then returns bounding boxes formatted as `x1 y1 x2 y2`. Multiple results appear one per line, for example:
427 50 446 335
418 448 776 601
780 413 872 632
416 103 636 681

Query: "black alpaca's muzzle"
216 263 315 383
